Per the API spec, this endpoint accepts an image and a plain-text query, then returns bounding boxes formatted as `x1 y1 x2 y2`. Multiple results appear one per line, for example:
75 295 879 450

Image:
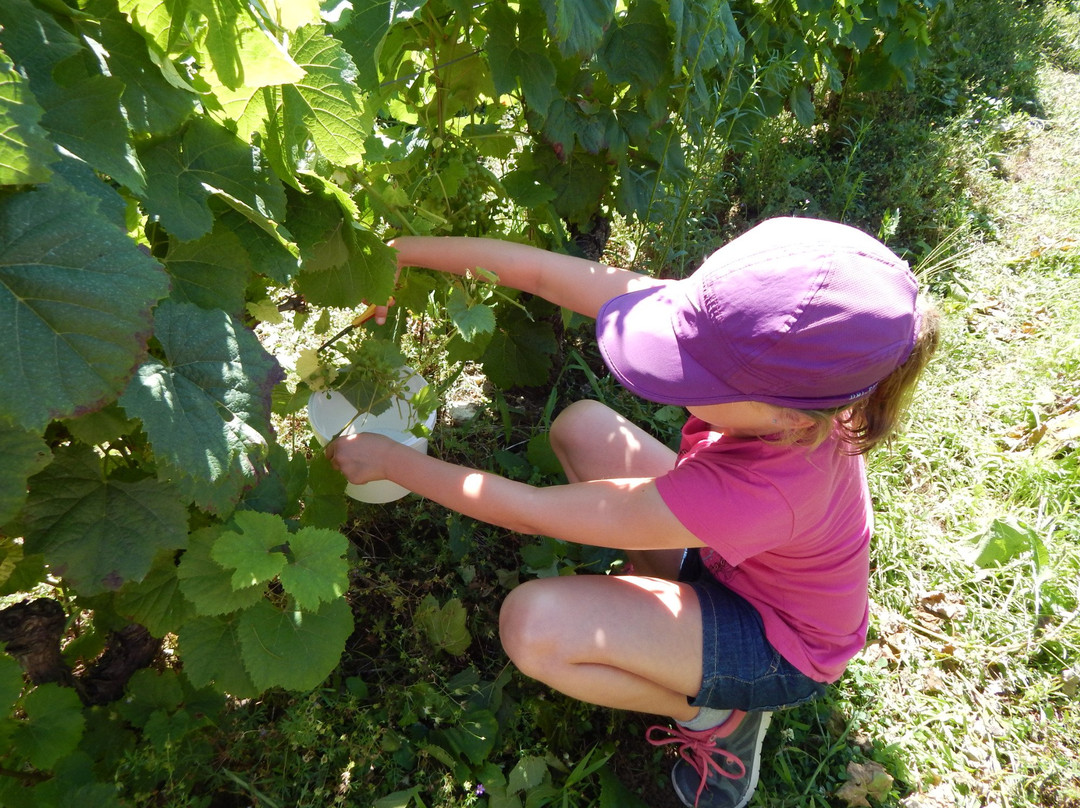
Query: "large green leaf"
0 52 57 186
20 445 188 596
0 0 146 193
118 0 187 59
279 526 349 611
164 223 253 315
281 25 371 166
0 655 23 710
10 684 85 770
596 0 671 95
211 511 289 589
0 421 50 525
177 527 266 616
120 301 283 513
176 613 260 698
93 9 197 136
299 450 348 530
237 596 353 692
539 0 616 59
481 309 558 389
140 118 287 242
447 288 496 343
296 226 397 308
115 549 196 638
192 0 306 91
214 208 300 285
0 181 169 432
484 3 557 116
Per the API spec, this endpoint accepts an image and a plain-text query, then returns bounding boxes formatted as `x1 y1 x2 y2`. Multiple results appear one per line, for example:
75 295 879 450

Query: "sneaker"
646 710 773 808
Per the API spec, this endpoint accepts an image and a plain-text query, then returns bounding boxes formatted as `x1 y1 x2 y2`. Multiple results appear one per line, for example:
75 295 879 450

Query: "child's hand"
325 432 396 485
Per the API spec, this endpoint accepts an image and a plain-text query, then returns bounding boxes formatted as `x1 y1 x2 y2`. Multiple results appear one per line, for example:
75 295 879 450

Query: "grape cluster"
423 138 496 235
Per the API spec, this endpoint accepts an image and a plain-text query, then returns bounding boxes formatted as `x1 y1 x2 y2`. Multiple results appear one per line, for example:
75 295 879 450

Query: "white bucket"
307 369 436 503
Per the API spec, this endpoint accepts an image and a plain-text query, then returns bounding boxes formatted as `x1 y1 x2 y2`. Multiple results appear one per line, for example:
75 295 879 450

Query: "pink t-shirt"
655 416 871 683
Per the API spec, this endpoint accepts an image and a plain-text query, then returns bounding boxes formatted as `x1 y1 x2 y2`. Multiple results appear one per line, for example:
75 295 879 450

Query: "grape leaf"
139 117 287 242
139 115 289 239
176 613 260 698
789 83 815 126
539 0 616 59
214 208 300 285
238 441 308 518
177 527 266 616
237 597 354 691
447 288 496 343
164 223 253 315
0 655 23 711
20 445 188 596
263 0 322 30
415 594 471 656
211 512 289 589
115 550 196 638
279 527 349 611
282 25 370 166
0 421 50 525
120 301 283 514
484 3 558 116
118 0 183 60
0 546 45 598
481 309 557 389
0 181 169 432
336 0 394 90
116 669 184 728
0 0 147 193
94 10 197 136
193 1 306 91
596 0 671 94
299 450 348 530
10 684 85 770
0 52 57 185
52 156 130 232
296 225 397 308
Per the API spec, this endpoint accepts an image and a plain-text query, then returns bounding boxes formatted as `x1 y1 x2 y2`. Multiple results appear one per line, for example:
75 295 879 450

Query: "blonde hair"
783 295 941 455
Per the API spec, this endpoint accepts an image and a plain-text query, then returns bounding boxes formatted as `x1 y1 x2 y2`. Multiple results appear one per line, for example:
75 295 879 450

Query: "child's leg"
549 400 683 578
499 573 703 722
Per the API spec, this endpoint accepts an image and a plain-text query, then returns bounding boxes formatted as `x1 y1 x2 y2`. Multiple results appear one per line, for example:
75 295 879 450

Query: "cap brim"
596 283 740 406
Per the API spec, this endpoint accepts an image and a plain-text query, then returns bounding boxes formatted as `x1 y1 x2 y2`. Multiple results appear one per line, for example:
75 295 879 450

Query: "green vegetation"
1 0 1078 805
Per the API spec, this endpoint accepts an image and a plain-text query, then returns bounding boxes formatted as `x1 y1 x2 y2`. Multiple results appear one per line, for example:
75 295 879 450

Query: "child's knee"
550 399 610 451
498 581 561 674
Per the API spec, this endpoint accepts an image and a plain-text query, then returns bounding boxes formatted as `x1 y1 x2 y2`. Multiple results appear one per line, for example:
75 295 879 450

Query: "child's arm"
389 236 667 319
326 432 704 552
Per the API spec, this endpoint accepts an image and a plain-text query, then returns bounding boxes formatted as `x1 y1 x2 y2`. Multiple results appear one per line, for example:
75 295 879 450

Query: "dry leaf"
919 591 968 622
836 761 895 807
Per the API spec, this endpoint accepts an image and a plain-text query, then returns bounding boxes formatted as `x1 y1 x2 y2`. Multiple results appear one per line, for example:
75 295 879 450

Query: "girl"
326 217 939 808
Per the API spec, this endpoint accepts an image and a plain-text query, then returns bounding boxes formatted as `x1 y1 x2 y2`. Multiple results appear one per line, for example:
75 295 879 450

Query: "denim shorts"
680 549 828 712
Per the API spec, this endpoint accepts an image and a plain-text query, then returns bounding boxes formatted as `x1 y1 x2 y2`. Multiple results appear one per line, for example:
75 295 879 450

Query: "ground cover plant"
0 0 1078 805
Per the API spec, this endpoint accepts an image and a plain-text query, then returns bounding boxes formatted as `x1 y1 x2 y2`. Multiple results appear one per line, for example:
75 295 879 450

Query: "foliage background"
1 0 1078 806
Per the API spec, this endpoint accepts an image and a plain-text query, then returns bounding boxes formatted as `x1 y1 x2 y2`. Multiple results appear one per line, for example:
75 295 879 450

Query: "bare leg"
498 400 702 720
549 400 684 578
500 574 703 721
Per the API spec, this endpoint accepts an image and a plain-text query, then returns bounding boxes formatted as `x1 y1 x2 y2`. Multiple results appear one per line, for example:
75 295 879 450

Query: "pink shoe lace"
646 712 748 808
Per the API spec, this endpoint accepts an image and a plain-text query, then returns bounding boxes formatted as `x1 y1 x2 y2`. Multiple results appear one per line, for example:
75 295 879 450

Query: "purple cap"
596 217 921 410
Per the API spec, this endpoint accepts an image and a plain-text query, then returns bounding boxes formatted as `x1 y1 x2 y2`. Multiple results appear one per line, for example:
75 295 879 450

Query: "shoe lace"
646 722 747 808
